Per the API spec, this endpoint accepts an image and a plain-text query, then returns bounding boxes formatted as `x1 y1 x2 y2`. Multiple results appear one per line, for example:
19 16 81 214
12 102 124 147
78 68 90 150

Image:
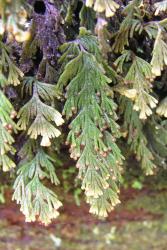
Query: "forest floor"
0 186 167 250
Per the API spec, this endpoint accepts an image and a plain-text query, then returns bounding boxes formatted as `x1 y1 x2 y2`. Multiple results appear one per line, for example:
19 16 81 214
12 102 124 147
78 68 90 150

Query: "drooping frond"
13 141 62 225
58 28 124 217
17 77 64 147
146 118 167 167
121 97 156 175
79 4 96 31
112 0 143 53
156 96 167 118
0 41 23 86
114 51 157 119
0 41 23 171
151 28 167 76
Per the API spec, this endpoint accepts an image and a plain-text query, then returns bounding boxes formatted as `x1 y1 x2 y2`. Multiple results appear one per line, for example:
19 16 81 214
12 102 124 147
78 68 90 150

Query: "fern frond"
95 17 111 59
88 183 120 217
79 4 96 31
151 28 167 76
146 118 167 167
17 77 64 147
144 24 158 39
13 146 62 225
115 52 157 119
114 50 132 74
21 77 60 100
0 41 22 171
121 97 156 175
0 41 23 86
154 0 167 16
112 0 143 53
58 29 124 217
85 0 119 17
156 96 167 117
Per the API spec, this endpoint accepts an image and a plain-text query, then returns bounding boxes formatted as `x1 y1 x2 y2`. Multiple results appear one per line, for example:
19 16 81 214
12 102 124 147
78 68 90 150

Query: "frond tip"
13 147 62 225
154 0 167 16
85 0 119 17
156 97 167 118
151 28 167 76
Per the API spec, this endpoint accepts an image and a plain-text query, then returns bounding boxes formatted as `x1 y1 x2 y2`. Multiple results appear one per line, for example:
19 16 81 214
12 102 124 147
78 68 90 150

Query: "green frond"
88 184 120 217
151 28 167 76
144 24 158 39
1 0 167 224
28 114 61 142
18 78 64 147
112 0 143 53
22 77 60 100
12 147 62 225
115 53 157 119
146 118 167 167
0 154 16 172
114 50 132 74
0 41 23 86
18 139 37 162
0 42 21 171
0 92 16 170
121 97 156 175
79 4 96 31
58 29 124 217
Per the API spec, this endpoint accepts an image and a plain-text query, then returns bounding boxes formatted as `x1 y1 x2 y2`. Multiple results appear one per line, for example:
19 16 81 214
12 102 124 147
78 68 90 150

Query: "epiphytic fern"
58 28 124 217
0 41 23 171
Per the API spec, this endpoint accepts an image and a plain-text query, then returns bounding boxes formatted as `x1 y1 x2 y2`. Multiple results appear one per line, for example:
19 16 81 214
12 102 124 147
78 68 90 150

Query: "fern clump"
0 0 167 225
